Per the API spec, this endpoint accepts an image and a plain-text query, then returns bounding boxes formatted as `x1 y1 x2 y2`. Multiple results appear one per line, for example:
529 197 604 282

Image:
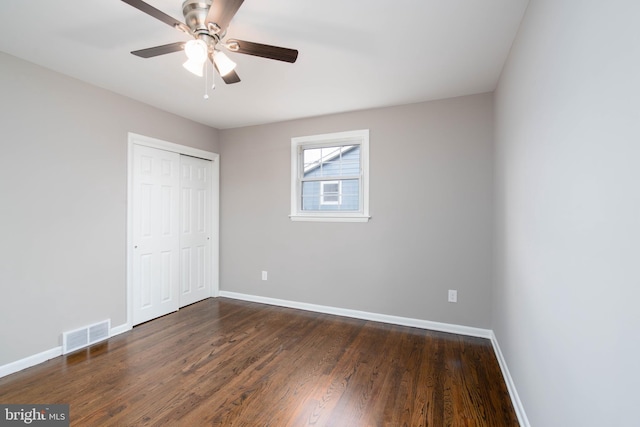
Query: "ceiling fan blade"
214 63 242 84
121 0 184 29
131 42 186 58
205 0 244 34
226 39 298 63
221 70 241 84
210 53 241 83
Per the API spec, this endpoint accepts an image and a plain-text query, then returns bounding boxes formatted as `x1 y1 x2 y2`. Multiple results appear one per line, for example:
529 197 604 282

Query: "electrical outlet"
448 289 458 303
261 271 268 281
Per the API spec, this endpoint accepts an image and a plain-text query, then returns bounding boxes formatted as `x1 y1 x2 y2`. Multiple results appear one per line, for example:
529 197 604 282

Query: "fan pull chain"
203 60 209 100
212 62 216 91
203 60 216 100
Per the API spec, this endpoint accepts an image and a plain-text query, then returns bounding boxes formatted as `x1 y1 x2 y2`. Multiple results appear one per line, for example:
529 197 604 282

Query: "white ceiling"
0 0 528 129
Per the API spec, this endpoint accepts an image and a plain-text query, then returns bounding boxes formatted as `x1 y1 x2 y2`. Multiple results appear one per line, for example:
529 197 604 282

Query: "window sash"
298 143 362 212
301 144 359 179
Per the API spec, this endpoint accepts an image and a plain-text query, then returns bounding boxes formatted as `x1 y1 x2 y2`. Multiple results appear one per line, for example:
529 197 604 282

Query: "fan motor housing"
182 0 212 34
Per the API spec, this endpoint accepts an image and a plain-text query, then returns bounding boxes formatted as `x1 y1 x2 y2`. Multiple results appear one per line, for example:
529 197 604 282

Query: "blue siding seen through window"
302 146 360 211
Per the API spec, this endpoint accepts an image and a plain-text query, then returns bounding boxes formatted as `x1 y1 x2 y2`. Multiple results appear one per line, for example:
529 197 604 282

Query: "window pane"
303 145 359 178
323 183 339 193
339 179 360 210
302 179 359 211
301 181 321 210
323 194 339 203
303 148 322 174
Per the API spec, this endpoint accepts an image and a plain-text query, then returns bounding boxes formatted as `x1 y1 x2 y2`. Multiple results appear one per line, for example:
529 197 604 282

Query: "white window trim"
290 129 370 223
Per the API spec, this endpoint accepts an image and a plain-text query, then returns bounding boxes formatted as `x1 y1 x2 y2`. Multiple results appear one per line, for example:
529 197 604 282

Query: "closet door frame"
126 133 219 329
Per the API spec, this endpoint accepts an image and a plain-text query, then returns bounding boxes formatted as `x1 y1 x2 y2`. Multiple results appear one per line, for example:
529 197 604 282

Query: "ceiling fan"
122 0 299 84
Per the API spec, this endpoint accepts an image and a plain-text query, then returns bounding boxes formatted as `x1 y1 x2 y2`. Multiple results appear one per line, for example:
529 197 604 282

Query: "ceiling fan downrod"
182 0 221 51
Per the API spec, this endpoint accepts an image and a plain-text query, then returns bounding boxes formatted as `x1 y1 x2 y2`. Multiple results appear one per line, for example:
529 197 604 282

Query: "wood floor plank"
0 298 519 426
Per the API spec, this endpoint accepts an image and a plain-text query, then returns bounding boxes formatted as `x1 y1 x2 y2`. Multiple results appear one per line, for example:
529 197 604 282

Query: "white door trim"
127 133 219 329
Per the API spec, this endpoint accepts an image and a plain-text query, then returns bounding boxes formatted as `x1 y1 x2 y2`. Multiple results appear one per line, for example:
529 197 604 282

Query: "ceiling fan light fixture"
183 39 208 76
183 58 205 76
213 50 237 76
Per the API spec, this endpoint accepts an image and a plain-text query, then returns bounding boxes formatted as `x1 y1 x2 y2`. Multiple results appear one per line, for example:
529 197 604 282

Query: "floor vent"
62 319 111 354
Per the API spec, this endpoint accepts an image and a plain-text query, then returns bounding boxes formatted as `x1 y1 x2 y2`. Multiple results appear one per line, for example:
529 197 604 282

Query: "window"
320 181 341 205
291 129 370 222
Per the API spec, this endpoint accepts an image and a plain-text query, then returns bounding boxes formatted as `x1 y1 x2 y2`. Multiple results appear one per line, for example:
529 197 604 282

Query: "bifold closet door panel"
179 155 212 307
132 144 180 325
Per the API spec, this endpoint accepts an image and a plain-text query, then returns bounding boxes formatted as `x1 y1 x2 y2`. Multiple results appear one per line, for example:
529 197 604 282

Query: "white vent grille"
64 329 88 353
89 322 110 343
63 319 111 354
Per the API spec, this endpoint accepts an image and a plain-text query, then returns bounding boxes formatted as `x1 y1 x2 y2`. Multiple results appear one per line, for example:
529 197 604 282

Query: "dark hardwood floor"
0 298 518 426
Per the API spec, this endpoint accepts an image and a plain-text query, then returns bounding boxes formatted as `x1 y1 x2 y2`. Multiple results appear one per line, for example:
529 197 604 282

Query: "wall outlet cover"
448 290 458 303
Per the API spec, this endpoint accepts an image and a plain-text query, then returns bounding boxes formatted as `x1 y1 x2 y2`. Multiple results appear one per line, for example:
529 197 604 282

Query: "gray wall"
0 52 219 366
219 93 494 328
493 0 640 425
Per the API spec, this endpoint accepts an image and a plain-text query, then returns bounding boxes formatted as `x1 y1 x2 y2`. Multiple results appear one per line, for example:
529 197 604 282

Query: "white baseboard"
0 324 132 379
490 331 530 427
0 346 62 378
220 292 530 423
218 291 492 339
110 323 131 337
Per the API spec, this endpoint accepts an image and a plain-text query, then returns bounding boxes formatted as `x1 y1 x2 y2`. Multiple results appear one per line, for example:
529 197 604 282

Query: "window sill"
289 214 371 223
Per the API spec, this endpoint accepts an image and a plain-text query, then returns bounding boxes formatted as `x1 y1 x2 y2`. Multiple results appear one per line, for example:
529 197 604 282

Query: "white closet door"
132 145 180 325
179 155 212 307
